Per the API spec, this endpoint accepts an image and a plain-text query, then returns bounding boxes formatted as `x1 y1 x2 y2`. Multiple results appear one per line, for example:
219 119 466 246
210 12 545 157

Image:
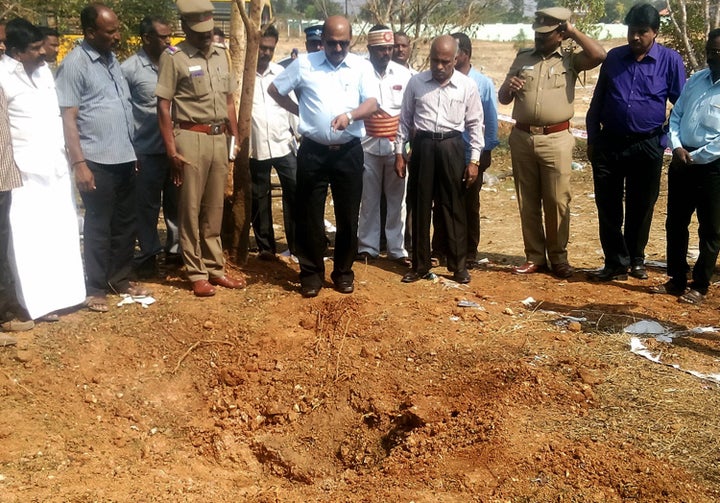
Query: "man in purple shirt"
586 3 685 282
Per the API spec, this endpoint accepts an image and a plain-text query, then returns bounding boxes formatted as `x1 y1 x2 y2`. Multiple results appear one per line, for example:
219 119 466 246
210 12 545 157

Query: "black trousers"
666 157 720 294
250 153 297 255
79 161 136 297
0 190 14 318
295 138 363 289
591 133 664 269
408 134 467 274
432 174 482 261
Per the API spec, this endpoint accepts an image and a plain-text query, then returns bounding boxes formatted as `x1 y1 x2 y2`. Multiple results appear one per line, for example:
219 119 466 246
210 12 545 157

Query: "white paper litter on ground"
117 295 156 308
521 296 536 306
630 337 720 384
324 219 336 233
624 320 668 335
562 315 587 322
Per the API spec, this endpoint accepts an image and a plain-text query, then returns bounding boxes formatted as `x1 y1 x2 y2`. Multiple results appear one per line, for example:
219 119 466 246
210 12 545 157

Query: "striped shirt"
56 40 135 164
0 87 22 191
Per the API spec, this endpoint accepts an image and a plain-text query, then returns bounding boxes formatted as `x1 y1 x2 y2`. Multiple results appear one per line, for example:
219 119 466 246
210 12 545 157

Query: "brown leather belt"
515 121 570 135
177 121 227 135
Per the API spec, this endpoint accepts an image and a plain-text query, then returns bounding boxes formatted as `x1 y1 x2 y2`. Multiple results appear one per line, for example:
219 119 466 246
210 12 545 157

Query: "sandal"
648 281 685 296
85 295 109 313
678 289 705 305
0 319 35 331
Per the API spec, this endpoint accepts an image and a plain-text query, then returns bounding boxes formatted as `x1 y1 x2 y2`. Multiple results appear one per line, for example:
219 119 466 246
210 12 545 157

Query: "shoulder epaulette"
165 46 179 55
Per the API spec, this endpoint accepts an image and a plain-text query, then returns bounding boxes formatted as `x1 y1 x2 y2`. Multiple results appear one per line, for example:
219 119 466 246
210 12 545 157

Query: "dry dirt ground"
2 40 720 502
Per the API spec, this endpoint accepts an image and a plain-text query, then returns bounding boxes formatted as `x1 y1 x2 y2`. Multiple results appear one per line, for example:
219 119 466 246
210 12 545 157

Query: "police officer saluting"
156 0 245 297
499 7 605 279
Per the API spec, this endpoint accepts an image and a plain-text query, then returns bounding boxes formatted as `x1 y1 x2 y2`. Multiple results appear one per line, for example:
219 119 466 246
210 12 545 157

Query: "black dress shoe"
453 269 471 284
334 281 354 294
401 271 433 283
301 285 321 298
587 267 628 282
630 264 648 279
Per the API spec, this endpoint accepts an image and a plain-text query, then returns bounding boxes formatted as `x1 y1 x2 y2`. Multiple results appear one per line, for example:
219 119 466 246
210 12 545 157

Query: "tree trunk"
225 0 263 265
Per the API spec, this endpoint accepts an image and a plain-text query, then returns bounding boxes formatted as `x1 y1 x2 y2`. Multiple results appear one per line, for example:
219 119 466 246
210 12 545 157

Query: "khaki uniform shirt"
155 40 236 124
505 46 578 125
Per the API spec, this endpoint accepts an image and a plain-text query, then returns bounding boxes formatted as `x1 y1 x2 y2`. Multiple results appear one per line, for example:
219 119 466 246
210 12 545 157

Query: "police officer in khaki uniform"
156 0 244 297
499 7 605 278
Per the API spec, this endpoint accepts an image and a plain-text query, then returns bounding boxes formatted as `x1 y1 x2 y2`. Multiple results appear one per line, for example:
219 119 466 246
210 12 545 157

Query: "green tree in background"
665 0 720 73
1 0 177 58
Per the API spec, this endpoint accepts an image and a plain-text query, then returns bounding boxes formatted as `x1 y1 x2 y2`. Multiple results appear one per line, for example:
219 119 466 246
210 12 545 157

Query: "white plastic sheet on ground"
628 322 720 384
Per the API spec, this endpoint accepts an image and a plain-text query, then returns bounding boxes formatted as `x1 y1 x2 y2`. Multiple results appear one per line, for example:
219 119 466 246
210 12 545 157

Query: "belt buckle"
210 124 222 135
529 125 544 135
432 132 443 140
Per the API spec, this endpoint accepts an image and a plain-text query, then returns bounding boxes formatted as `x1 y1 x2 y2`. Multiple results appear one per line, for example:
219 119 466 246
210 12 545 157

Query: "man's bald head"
322 15 352 67
429 35 458 83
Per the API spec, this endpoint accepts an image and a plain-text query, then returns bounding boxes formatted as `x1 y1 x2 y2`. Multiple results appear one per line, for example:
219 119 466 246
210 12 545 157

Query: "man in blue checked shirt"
57 3 148 313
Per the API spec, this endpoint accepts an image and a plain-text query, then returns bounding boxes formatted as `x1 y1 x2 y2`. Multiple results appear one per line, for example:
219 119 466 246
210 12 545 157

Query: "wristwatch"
470 159 480 166
345 112 354 125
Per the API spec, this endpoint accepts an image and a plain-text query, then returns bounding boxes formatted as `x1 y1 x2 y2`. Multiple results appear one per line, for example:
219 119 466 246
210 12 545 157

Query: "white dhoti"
0 60 86 319
9 169 86 319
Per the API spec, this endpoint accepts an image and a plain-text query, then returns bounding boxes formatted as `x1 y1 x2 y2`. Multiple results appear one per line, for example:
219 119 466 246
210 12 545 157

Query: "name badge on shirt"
521 65 534 70
188 65 204 78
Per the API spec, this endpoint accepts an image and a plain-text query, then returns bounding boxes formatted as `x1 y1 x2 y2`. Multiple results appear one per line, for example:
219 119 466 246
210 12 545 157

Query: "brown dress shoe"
209 275 246 289
552 262 575 279
512 262 545 274
192 280 216 297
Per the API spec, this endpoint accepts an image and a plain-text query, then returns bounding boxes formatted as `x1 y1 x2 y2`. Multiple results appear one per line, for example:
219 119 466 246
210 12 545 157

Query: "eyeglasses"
324 39 350 49
707 48 720 56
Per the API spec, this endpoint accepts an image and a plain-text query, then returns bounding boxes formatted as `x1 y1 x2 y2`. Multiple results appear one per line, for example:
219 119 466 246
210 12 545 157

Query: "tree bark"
225 0 263 265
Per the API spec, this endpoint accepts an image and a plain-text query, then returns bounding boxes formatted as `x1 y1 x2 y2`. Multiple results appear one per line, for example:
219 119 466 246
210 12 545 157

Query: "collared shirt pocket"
701 96 720 131
443 97 465 125
189 65 209 96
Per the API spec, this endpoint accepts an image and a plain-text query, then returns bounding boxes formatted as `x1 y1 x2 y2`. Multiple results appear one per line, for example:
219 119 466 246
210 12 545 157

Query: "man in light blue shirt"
57 4 145 312
268 15 378 298
121 16 179 279
656 28 720 305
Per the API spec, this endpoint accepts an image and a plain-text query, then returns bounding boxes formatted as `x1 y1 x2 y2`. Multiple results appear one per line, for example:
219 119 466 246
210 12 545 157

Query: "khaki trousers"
509 127 574 266
175 129 228 282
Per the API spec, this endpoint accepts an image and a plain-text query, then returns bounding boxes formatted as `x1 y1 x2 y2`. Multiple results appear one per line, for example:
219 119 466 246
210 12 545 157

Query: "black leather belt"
415 130 462 140
602 127 663 142
303 137 360 152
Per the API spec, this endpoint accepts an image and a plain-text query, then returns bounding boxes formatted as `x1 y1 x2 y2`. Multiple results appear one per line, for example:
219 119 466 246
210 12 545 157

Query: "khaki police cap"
177 0 214 33
532 7 572 33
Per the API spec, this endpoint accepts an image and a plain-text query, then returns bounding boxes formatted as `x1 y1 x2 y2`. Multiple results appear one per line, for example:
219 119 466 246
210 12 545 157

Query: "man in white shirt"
250 24 297 260
654 28 720 305
357 25 412 265
395 35 484 284
0 18 86 321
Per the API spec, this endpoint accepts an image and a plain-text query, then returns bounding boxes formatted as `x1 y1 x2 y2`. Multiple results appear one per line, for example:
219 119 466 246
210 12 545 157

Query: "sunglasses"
324 39 350 49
